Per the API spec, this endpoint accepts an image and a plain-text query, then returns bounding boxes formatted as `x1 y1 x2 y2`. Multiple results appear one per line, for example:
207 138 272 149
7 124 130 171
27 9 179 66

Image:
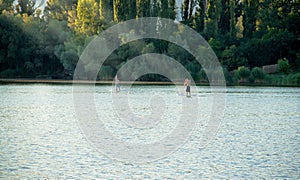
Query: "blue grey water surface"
0 84 299 179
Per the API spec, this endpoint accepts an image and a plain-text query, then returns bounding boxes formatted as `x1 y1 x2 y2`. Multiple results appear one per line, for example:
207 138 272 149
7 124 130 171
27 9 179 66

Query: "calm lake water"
0 84 299 179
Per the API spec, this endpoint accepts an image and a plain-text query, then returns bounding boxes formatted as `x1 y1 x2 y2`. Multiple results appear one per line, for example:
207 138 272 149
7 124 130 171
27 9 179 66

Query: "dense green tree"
151 0 159 17
160 0 176 19
278 58 290 74
197 68 207 82
136 0 150 18
113 0 137 22
45 0 78 21
193 0 205 32
242 0 259 39
203 0 222 38
100 0 113 21
251 67 265 82
219 0 230 34
236 66 250 82
142 42 156 54
0 14 26 74
75 0 102 35
113 0 129 22
0 12 64 77
229 0 236 40
0 0 14 14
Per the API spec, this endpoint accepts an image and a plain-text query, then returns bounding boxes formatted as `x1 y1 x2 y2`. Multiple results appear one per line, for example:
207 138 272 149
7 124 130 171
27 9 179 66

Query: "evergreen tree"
100 0 113 21
182 0 190 22
242 0 259 38
127 0 136 19
160 0 176 19
151 0 159 17
219 0 230 34
193 0 205 32
113 0 123 22
229 0 236 40
204 0 222 38
75 0 101 35
137 0 150 17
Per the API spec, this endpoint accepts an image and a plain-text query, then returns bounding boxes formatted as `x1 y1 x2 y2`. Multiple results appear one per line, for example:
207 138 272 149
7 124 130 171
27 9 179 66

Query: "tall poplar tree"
100 0 113 21
229 0 236 39
193 0 205 32
137 0 150 17
204 0 222 38
242 0 259 38
75 0 101 35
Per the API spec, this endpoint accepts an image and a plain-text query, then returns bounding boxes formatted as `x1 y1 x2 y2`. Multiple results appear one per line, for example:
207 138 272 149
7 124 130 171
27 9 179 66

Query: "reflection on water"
0 85 299 178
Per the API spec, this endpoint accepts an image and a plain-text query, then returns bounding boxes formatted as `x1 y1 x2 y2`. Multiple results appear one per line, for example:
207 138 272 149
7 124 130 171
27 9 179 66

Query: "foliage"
236 66 250 82
265 73 300 86
0 0 299 83
290 73 300 84
239 66 250 78
99 65 113 80
222 67 233 83
278 58 290 74
251 67 265 81
75 0 103 36
196 68 207 82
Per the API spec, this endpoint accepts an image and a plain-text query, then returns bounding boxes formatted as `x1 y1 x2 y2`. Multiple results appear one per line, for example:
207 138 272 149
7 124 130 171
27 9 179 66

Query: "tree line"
0 0 299 83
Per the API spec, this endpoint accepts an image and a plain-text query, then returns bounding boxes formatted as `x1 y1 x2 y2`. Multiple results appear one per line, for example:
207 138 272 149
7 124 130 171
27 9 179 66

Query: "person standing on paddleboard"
184 78 191 97
115 75 120 93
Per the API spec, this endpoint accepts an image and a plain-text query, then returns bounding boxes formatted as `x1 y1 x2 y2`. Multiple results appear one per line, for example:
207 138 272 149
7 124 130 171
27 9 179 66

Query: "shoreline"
0 78 299 87
0 78 183 85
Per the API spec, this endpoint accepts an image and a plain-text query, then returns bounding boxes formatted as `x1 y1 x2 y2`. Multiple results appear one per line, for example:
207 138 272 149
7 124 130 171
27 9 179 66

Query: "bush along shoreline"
223 59 300 86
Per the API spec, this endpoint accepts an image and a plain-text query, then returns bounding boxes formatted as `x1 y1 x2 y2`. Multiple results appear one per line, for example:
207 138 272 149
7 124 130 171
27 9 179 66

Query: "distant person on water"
115 75 120 93
184 78 191 97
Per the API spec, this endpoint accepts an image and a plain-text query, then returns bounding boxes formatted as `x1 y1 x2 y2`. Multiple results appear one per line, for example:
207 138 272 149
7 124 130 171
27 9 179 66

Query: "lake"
0 84 299 179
